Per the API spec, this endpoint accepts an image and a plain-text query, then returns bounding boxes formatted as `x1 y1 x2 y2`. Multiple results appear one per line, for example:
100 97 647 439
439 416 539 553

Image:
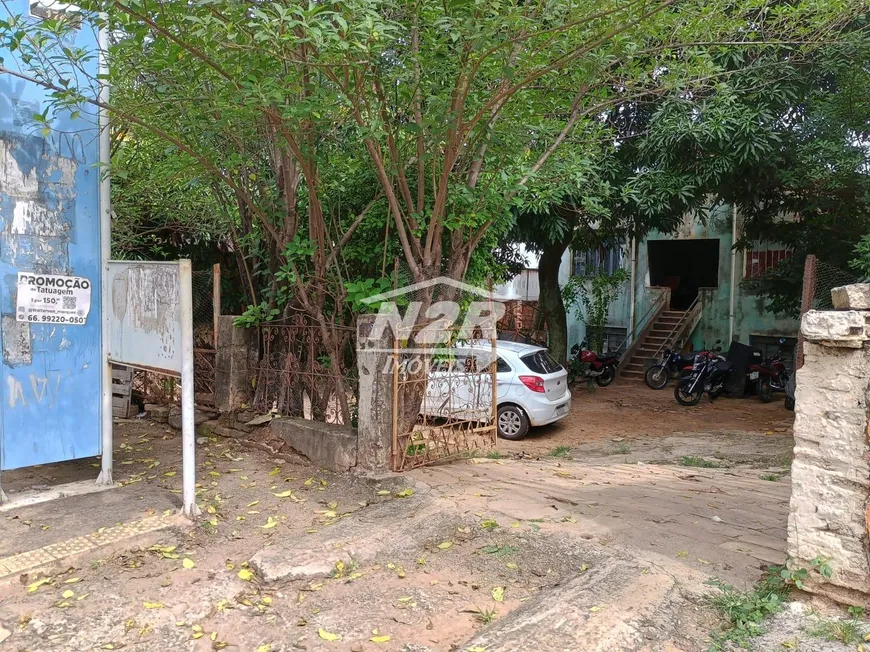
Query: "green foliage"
811 555 834 580
234 302 279 329
706 569 789 648
563 268 629 352
850 234 870 280
548 446 572 458
807 608 866 645
679 456 722 469
708 559 839 648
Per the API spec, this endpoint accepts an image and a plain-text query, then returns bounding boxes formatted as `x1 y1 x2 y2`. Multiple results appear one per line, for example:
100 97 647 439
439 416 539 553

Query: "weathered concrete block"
801 310 870 348
215 316 255 412
168 406 211 429
356 314 394 472
269 417 358 472
789 314 870 604
832 284 870 311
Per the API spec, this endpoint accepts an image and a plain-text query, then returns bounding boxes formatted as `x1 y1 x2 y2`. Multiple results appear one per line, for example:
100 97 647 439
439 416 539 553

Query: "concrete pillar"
356 314 393 472
788 284 870 606
214 316 254 413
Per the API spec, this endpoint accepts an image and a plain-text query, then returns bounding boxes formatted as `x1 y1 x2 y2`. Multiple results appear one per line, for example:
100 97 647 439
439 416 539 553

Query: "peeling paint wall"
108 262 181 374
0 0 101 470
562 205 799 350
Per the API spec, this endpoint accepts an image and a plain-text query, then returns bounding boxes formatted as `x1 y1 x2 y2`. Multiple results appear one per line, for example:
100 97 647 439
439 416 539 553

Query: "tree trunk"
537 216 577 365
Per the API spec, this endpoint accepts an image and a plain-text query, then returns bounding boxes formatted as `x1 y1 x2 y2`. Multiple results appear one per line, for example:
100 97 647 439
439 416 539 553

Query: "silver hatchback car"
421 341 571 440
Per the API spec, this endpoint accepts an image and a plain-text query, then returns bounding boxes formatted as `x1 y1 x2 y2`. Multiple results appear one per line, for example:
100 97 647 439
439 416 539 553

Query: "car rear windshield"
520 350 563 374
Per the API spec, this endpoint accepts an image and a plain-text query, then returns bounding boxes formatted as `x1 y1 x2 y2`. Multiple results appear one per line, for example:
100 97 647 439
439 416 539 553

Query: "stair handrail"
651 294 703 357
614 288 668 359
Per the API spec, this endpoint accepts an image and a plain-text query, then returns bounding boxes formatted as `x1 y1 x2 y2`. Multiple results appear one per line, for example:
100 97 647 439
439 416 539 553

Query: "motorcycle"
644 347 696 390
754 339 791 403
673 343 730 406
568 343 619 387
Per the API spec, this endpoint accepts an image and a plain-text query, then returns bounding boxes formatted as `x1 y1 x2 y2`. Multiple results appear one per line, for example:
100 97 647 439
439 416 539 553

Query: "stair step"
621 371 644 380
623 363 644 372
662 311 686 316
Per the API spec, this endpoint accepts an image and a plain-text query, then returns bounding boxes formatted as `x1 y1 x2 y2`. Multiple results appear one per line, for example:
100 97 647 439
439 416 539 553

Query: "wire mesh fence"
797 255 858 369
190 267 218 405
812 260 858 310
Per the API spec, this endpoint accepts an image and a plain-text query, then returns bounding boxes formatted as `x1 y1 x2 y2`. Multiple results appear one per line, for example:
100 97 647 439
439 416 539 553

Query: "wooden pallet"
112 364 138 418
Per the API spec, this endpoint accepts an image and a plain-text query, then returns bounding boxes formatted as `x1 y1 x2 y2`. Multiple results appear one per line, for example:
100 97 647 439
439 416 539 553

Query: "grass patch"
549 446 572 458
465 606 498 624
706 566 792 648
613 442 631 455
760 473 782 482
485 451 502 459
807 616 865 645
679 455 721 468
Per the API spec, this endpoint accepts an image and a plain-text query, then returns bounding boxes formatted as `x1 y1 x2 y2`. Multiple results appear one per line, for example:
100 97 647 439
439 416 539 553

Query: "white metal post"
96 19 113 486
179 259 200 518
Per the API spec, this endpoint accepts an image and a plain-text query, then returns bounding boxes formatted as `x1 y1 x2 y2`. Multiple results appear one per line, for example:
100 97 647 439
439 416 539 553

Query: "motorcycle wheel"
757 377 774 403
595 366 616 387
644 365 669 390
674 381 703 406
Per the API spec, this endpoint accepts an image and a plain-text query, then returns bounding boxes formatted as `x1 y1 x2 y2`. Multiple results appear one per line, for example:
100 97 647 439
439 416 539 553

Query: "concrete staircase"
620 311 686 380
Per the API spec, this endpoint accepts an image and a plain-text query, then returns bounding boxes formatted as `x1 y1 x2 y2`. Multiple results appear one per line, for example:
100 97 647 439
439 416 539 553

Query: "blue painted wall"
0 1 102 470
564 205 798 351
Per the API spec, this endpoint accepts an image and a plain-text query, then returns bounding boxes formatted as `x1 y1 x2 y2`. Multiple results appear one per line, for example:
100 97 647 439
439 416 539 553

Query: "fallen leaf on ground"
371 635 391 643
317 628 341 641
26 578 52 593
395 489 414 498
491 586 504 602
143 602 164 609
237 569 255 582
261 517 279 529
437 541 453 550
182 558 195 569
61 589 75 599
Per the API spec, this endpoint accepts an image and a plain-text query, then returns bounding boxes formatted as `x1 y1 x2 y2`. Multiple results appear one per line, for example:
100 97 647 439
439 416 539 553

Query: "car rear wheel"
497 405 530 440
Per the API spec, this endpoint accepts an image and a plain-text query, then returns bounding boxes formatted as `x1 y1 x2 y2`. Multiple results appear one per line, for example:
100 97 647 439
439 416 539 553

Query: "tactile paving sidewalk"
0 513 175 579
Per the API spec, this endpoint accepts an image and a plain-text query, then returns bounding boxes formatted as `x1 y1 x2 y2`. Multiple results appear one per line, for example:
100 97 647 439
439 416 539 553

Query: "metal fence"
250 314 358 425
797 255 857 368
391 325 498 471
191 266 218 405
127 265 219 408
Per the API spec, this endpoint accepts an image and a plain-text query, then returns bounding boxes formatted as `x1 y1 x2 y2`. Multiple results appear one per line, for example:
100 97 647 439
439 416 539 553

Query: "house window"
603 327 628 355
573 243 624 277
745 248 791 279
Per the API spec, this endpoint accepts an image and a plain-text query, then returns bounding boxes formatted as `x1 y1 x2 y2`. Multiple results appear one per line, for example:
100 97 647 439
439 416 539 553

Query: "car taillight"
519 375 546 393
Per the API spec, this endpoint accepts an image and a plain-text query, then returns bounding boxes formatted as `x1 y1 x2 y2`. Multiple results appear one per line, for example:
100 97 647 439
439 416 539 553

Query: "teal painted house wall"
563 205 798 351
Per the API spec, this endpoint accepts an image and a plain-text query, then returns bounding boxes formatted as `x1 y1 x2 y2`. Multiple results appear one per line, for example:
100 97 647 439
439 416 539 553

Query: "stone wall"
788 285 870 605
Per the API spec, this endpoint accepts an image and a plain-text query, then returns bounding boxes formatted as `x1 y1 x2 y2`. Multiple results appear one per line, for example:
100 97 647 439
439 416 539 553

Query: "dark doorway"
648 239 719 310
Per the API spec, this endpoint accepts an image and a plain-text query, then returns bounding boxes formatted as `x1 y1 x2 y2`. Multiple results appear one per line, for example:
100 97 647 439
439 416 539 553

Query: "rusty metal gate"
391 327 498 471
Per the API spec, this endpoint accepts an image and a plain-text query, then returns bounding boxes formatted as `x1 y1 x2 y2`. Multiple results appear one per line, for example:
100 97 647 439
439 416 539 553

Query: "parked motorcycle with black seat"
568 343 619 387
644 348 695 390
674 341 765 406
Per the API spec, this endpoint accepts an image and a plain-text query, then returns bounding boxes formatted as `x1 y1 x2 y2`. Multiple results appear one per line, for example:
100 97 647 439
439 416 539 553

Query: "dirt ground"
0 387 806 651
498 380 794 457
